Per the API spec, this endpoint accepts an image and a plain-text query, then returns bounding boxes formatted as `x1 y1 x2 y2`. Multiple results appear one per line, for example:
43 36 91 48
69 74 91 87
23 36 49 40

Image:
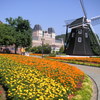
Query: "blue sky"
0 0 100 36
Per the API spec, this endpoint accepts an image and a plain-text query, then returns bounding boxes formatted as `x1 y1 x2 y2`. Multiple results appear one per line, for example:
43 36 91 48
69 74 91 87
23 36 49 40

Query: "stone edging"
0 85 6 100
63 62 99 100
88 75 98 100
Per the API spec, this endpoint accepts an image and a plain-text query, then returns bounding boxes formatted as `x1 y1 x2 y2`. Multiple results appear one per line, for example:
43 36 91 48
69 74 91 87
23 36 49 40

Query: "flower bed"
0 54 85 99
48 57 100 67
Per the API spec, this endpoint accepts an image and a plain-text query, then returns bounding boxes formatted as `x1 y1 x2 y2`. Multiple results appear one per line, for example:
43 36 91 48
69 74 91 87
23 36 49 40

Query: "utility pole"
41 31 45 58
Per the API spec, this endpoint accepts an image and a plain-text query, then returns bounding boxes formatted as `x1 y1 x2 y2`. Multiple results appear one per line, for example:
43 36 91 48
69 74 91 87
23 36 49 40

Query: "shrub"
49 53 56 57
30 44 51 54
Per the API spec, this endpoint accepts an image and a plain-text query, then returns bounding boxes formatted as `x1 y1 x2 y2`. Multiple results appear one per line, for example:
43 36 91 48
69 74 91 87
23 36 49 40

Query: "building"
32 24 64 52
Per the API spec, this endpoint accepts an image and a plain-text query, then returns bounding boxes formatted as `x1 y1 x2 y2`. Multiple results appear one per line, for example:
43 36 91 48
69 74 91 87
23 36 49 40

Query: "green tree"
6 16 32 53
30 44 51 54
31 46 39 53
59 46 64 53
56 34 66 41
0 24 15 46
42 44 51 54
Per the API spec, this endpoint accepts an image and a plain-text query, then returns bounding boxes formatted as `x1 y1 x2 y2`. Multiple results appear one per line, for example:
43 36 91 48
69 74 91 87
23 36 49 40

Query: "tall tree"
56 34 66 41
6 17 16 27
0 23 15 46
6 16 32 53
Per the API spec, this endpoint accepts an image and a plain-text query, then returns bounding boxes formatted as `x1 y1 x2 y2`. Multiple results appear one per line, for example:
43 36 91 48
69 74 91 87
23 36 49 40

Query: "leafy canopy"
6 16 32 48
0 23 16 46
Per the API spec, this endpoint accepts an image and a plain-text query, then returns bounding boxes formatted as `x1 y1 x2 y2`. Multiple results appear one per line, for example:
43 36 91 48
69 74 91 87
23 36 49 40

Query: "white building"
32 24 64 52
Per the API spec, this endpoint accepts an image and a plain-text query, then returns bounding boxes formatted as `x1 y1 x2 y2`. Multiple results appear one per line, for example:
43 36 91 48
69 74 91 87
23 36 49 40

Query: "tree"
31 46 39 53
56 34 66 41
0 21 2 24
30 44 51 54
42 44 51 54
59 46 64 53
96 34 100 42
0 24 15 46
6 16 32 53
6 16 31 32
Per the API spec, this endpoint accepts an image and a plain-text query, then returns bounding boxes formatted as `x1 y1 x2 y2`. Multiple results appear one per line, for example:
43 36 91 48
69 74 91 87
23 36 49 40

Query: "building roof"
33 24 42 31
69 17 87 28
48 28 55 34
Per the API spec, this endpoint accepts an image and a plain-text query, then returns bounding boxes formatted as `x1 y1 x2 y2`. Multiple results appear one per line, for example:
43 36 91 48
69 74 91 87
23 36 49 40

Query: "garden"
0 54 93 100
48 56 100 67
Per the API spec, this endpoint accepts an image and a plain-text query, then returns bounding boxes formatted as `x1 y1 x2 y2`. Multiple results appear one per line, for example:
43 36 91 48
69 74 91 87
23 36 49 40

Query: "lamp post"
41 31 45 58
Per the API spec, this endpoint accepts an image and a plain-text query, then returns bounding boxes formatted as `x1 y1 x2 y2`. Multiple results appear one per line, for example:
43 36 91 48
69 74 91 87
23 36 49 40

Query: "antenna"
80 0 87 19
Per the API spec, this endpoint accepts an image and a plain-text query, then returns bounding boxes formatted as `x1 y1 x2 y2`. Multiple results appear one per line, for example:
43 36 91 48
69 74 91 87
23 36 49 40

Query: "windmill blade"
80 0 87 19
88 24 100 46
65 19 76 26
64 24 70 52
91 16 100 26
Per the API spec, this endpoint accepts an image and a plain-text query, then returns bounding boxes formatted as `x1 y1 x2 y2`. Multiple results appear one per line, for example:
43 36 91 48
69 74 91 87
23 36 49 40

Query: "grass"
61 60 100 67
47 58 100 67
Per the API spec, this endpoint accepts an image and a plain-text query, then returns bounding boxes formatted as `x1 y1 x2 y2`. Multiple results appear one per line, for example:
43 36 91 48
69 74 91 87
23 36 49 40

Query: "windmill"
64 0 100 56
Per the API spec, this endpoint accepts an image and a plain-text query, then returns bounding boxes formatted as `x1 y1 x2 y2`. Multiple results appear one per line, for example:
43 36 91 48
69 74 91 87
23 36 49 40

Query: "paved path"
30 55 42 58
68 63 100 100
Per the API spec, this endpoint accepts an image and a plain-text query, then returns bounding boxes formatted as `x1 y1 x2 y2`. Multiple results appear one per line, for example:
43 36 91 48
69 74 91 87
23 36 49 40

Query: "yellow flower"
29 92 32 96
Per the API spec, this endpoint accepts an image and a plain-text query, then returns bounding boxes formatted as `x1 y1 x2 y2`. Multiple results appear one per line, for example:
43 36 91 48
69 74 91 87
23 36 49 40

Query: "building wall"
32 24 64 52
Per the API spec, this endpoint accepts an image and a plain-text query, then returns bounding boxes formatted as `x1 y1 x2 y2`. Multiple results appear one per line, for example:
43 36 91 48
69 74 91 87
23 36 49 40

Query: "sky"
0 0 100 36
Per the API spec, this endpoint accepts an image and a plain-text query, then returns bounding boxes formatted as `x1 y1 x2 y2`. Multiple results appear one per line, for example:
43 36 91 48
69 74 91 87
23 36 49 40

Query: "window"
85 33 88 38
78 29 82 34
78 37 82 43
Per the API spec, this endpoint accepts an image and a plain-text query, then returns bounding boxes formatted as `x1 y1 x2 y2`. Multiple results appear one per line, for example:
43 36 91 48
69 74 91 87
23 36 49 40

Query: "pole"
41 31 44 58
42 39 44 58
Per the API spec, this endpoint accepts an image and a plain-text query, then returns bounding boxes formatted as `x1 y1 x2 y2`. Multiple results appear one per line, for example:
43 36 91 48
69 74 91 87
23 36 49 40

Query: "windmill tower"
64 0 100 56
